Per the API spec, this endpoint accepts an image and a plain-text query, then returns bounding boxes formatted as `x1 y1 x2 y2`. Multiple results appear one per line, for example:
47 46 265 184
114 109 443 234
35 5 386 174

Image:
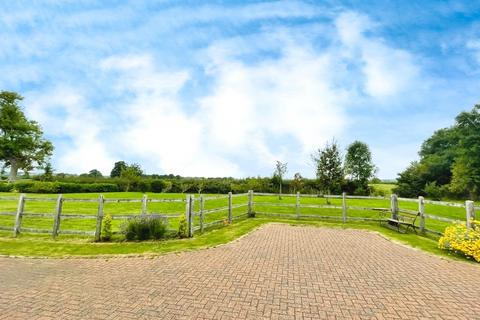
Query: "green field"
0 192 472 259
369 183 397 195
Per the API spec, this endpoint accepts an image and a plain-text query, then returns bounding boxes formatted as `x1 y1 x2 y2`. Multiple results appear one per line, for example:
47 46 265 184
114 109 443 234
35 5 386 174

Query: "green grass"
0 217 472 263
369 183 396 195
0 191 473 261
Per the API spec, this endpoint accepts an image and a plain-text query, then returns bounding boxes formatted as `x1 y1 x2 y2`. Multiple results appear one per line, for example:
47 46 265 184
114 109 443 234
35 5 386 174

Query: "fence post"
418 196 425 233
391 194 398 220
52 194 63 239
141 194 148 215
188 195 195 237
94 195 104 242
199 194 205 233
228 192 233 223
466 200 475 229
342 192 347 223
296 192 301 218
13 194 26 237
248 190 254 217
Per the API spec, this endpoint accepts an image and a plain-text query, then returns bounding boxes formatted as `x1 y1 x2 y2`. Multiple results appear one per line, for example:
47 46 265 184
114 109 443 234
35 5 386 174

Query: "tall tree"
88 169 103 178
110 161 127 178
313 140 343 195
273 161 287 199
344 141 376 192
0 91 53 181
291 172 304 194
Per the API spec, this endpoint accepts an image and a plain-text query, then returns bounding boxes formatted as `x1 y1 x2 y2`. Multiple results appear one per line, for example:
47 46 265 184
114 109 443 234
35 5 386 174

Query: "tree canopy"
313 140 343 194
395 105 480 199
0 91 53 181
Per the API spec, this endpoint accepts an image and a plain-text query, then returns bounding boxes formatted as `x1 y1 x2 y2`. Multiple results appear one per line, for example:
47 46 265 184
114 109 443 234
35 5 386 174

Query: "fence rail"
0 190 476 240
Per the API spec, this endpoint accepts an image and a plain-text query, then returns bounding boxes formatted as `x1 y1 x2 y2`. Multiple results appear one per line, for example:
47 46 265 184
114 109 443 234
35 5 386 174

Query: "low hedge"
11 181 119 193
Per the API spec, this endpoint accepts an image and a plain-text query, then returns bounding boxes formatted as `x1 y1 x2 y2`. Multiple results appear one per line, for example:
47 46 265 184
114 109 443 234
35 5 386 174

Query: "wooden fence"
0 191 476 240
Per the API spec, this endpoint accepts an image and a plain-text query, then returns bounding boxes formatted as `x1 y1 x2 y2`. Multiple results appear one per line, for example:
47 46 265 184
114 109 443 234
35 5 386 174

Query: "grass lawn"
0 191 472 261
0 217 472 263
369 183 396 195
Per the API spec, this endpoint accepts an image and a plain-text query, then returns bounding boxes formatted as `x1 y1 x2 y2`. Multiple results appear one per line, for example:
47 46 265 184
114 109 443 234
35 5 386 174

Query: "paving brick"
0 224 479 319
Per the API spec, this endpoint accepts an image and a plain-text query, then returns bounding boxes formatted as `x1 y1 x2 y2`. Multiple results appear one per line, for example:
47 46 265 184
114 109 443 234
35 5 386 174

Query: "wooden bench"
380 210 420 234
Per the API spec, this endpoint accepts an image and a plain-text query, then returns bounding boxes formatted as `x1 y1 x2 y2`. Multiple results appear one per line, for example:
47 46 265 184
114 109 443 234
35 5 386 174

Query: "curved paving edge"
0 224 479 319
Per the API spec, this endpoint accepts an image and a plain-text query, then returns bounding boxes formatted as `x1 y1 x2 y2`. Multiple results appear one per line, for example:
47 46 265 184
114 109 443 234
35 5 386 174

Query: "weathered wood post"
94 195 104 241
418 196 425 233
52 194 63 239
342 192 347 223
466 200 475 229
199 194 205 233
188 195 195 237
296 192 301 219
13 193 26 237
390 194 399 220
141 194 148 215
228 192 233 223
248 190 254 217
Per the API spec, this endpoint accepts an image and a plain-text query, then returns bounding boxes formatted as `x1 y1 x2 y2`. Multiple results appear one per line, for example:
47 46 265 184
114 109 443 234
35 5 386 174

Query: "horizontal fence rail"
0 191 476 240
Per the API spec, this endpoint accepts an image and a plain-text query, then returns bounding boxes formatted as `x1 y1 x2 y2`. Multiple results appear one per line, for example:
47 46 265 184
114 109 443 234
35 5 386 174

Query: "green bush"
150 179 166 193
121 216 168 241
102 213 113 241
0 182 15 192
178 216 188 238
138 180 151 193
12 181 118 193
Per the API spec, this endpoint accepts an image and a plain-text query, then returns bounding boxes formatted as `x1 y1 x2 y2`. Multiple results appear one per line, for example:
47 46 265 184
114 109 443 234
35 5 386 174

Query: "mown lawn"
0 192 473 260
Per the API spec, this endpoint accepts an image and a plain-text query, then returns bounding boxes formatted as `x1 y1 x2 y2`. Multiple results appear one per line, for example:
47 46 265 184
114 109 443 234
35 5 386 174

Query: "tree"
313 140 343 195
273 161 287 199
120 163 143 192
43 162 53 181
88 169 103 178
110 161 127 178
0 91 53 181
291 172 304 194
344 141 376 194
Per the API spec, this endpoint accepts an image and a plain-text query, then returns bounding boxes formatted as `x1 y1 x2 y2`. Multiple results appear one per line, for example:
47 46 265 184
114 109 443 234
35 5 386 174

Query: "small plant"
438 220 480 262
102 213 112 241
178 216 188 238
121 216 168 241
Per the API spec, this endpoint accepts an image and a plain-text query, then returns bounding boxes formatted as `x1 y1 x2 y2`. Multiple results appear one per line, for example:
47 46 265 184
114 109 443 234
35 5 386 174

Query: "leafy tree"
0 91 53 181
449 106 480 199
395 104 480 199
273 161 287 199
120 163 143 192
313 140 343 195
110 161 127 178
344 141 376 194
43 162 53 181
88 169 103 178
291 172 304 194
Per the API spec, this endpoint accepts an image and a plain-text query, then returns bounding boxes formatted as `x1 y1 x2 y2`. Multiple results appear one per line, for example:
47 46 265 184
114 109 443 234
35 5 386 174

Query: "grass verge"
0 216 473 263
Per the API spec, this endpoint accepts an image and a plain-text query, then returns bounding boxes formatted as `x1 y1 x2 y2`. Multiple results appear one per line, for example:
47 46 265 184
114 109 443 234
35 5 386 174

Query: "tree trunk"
8 160 19 182
279 181 282 200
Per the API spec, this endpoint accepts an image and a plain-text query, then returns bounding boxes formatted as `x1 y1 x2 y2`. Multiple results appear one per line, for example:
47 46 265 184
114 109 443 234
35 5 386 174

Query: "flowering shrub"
438 220 480 262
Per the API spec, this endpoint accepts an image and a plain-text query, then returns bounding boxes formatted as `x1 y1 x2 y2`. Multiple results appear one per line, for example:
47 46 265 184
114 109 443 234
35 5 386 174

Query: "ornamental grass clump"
101 213 112 241
121 216 168 241
439 220 480 262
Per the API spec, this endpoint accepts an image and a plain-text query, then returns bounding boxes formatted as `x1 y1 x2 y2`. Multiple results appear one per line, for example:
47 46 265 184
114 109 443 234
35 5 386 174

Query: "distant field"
0 191 469 237
369 183 397 195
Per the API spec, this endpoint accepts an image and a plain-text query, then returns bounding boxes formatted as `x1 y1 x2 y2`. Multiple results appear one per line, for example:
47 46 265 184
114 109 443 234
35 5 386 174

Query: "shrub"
121 216 168 241
102 213 113 241
0 182 14 192
425 181 443 200
438 220 480 262
150 179 166 193
178 216 188 238
138 180 151 193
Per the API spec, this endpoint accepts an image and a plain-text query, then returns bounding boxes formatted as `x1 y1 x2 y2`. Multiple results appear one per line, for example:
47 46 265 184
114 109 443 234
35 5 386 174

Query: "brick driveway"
0 224 479 319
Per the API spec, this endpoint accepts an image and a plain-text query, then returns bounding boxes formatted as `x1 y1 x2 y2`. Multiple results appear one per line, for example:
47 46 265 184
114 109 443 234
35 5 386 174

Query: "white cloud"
25 87 115 174
335 11 420 98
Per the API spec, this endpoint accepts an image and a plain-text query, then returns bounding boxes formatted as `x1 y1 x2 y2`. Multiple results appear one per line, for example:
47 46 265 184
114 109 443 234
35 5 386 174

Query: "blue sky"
1 1 480 179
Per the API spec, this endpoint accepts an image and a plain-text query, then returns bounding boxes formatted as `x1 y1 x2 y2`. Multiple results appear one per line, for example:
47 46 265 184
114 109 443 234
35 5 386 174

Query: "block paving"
0 224 479 319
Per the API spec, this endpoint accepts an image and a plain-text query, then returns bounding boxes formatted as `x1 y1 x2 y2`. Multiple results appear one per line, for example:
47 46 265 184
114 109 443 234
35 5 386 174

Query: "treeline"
0 140 381 195
394 105 480 200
